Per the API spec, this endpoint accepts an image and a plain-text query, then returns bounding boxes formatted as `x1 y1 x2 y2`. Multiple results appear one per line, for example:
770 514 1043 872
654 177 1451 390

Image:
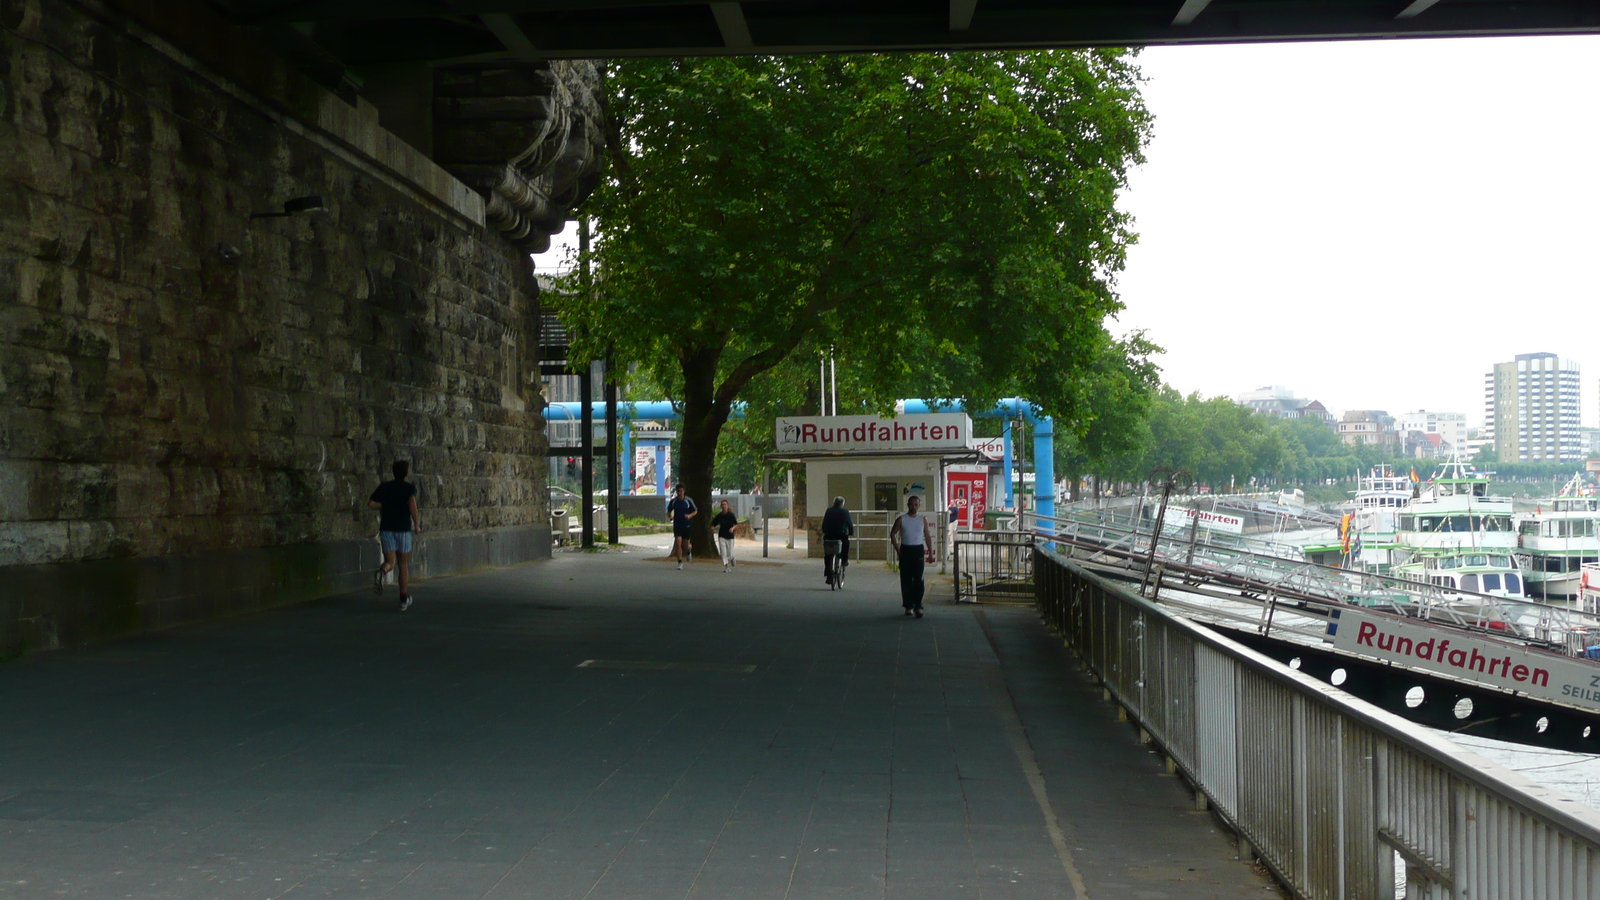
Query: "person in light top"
889 494 935 618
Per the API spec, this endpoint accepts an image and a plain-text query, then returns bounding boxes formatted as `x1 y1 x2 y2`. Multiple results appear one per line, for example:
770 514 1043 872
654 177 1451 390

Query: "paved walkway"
0 548 1281 900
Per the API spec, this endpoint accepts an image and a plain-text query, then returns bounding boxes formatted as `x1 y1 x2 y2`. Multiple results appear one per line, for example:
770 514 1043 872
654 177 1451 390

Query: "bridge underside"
205 0 1600 69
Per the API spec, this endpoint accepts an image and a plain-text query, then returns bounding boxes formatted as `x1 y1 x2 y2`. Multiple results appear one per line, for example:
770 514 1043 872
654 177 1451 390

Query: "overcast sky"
1115 36 1600 428
536 37 1600 427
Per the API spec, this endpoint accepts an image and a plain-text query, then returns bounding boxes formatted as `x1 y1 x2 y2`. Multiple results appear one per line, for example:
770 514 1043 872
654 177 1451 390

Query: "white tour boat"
1389 458 1524 604
1346 464 1414 571
1514 475 1600 599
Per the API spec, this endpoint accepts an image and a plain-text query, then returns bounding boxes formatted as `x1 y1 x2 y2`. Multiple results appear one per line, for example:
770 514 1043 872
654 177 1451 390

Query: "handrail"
1036 547 1600 898
1023 507 1600 646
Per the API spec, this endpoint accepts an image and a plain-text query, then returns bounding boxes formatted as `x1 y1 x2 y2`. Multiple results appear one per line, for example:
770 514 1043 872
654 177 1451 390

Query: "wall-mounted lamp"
251 195 325 220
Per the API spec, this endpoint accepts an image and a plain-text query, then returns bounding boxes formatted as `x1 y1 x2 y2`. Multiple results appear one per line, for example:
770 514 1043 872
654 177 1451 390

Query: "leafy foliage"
561 51 1153 548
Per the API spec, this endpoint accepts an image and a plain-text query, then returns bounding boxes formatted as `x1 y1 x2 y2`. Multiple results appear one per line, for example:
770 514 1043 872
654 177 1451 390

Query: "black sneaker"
398 595 412 612
914 609 923 619
373 568 385 595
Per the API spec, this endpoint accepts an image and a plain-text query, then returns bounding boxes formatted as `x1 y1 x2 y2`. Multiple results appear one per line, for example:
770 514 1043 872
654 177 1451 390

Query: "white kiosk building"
771 413 987 560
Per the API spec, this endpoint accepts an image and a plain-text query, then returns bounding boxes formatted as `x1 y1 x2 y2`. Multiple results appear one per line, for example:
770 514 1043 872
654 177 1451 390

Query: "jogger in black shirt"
369 460 421 611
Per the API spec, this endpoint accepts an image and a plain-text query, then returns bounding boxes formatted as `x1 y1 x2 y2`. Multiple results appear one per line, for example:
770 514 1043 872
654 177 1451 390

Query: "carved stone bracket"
434 60 605 254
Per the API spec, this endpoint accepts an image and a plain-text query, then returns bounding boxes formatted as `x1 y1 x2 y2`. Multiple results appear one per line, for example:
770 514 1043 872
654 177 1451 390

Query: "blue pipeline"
895 399 1054 527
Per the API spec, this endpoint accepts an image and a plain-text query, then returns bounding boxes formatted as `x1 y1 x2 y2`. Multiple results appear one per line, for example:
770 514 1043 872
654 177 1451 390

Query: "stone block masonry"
0 0 554 654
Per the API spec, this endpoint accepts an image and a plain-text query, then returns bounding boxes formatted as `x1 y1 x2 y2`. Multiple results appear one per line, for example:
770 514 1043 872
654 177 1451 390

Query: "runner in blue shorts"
666 484 698 570
369 460 421 611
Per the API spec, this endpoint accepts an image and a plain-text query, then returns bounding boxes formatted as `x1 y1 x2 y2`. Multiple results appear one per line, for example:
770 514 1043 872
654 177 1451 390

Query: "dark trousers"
824 536 850 579
898 545 926 610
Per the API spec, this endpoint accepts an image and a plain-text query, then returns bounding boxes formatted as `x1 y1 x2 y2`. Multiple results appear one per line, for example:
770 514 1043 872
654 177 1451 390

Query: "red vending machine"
946 466 989 530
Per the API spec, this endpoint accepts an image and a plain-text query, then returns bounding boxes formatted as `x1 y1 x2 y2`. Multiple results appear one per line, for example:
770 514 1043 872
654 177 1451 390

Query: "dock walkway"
0 549 1280 899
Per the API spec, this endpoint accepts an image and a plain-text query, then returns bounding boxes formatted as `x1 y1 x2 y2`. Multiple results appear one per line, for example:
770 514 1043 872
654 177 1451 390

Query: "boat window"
1461 574 1479 592
1482 573 1502 591
1489 555 1510 567
1439 557 1460 569
1449 515 1471 532
1473 484 1487 497
1400 515 1416 531
1521 521 1541 535
1506 573 1522 593
1466 555 1488 567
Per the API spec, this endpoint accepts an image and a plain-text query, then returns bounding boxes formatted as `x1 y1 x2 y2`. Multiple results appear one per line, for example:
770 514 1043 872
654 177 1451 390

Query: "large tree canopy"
562 51 1152 550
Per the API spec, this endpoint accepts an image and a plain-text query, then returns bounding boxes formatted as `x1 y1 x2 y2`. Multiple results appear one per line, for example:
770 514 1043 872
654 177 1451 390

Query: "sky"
1114 36 1600 428
535 36 1600 428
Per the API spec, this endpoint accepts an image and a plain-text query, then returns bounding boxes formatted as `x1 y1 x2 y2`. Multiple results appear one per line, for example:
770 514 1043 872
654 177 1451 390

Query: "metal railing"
1036 546 1600 899
832 511 948 570
953 530 1034 603
1021 508 1600 648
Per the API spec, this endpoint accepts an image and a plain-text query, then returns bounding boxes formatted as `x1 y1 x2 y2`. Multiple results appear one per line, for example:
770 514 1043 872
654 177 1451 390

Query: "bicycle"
824 538 848 590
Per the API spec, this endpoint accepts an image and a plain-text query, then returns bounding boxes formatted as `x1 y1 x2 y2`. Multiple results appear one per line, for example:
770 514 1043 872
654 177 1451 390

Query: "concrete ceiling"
208 1 1600 64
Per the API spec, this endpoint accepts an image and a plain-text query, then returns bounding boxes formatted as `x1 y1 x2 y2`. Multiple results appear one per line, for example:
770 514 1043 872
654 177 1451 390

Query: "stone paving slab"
0 549 1281 899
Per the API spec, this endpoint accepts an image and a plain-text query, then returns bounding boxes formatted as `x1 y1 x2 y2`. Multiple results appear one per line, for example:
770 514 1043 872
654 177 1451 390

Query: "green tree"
565 52 1151 550
1054 331 1162 496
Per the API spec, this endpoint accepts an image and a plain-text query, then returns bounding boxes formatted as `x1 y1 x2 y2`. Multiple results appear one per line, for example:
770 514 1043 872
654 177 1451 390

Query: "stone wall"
0 0 553 653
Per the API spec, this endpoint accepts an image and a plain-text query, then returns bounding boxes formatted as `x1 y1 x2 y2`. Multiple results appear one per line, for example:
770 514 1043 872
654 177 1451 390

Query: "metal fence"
828 511 948 566
953 530 1034 604
1036 546 1600 899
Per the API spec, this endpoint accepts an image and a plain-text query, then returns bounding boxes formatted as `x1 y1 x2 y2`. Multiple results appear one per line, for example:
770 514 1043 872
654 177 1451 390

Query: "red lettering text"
1357 622 1377 646
1512 664 1529 682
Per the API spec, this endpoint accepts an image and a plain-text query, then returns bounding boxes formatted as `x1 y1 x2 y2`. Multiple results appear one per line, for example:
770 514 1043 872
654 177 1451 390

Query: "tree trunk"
679 345 732 557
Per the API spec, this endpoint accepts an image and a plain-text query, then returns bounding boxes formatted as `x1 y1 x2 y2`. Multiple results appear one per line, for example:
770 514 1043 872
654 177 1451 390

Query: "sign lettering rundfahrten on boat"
1329 609 1600 709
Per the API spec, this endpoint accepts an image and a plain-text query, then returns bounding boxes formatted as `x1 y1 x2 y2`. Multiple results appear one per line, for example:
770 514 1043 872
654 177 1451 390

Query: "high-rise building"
1483 353 1582 462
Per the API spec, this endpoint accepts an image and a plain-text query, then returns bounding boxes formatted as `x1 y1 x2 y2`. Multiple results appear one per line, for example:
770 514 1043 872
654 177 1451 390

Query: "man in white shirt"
889 494 935 618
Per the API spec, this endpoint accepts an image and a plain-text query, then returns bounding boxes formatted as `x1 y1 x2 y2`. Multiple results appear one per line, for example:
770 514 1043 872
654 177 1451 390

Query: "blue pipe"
547 401 746 421
1002 419 1014 509
620 423 633 495
896 399 1054 526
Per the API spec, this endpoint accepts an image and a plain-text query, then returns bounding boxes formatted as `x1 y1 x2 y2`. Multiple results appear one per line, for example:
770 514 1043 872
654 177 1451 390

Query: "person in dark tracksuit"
889 495 934 617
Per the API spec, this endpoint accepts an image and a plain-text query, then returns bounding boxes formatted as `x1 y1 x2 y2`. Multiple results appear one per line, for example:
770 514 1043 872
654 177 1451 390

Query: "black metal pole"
579 217 594 549
605 350 619 545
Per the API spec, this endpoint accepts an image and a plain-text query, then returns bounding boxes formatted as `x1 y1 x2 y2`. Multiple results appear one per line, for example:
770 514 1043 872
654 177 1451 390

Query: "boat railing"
1036 548 1600 899
1023 508 1600 647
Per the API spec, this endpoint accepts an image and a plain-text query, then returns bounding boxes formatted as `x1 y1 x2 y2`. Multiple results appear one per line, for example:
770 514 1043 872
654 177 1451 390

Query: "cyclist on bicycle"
821 496 854 586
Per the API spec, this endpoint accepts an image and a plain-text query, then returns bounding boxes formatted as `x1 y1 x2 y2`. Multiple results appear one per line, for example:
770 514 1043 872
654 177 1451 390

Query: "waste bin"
551 510 570 545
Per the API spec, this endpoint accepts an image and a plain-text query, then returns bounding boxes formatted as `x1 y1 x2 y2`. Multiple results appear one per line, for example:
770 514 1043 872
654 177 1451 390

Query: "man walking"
369 460 421 611
667 484 698 570
889 494 935 618
710 499 739 571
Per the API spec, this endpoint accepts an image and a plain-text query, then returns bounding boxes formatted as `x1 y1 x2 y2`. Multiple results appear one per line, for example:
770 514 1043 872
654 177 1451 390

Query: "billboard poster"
633 445 669 494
